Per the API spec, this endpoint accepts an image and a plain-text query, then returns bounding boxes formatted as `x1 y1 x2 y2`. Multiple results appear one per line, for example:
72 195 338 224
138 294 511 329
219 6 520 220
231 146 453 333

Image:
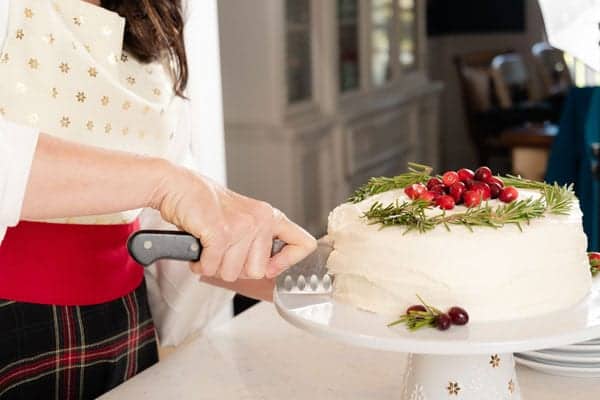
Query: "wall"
427 0 546 170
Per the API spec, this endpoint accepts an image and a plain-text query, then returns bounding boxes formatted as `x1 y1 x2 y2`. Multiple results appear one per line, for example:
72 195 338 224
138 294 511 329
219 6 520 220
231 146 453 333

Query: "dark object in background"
427 0 526 36
234 294 259 315
546 88 600 251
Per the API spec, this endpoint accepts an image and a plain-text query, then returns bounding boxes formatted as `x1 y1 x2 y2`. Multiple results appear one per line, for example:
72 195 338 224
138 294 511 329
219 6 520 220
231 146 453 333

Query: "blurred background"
214 0 600 312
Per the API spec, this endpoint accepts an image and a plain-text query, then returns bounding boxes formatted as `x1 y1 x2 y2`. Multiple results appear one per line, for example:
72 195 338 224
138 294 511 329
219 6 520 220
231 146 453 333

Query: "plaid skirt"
0 281 158 400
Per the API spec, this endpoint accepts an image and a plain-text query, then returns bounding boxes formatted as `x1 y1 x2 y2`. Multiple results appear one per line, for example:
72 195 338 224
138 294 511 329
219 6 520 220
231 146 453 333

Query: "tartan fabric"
0 281 158 400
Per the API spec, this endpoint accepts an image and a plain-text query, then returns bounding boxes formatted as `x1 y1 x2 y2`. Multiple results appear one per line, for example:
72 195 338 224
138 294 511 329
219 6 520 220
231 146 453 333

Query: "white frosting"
327 188 592 322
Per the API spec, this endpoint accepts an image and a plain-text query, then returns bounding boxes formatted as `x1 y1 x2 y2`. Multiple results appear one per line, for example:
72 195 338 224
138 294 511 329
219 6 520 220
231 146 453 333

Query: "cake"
326 166 592 322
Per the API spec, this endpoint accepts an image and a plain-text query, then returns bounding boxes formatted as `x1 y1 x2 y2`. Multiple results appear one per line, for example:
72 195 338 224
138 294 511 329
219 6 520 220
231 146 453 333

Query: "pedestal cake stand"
274 244 600 400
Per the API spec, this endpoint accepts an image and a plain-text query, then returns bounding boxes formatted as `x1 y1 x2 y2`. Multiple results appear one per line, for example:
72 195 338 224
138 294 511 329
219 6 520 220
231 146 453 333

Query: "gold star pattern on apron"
0 0 183 224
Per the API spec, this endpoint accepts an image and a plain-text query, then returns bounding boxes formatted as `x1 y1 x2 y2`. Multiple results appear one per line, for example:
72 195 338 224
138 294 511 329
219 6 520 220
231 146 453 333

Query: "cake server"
127 230 334 293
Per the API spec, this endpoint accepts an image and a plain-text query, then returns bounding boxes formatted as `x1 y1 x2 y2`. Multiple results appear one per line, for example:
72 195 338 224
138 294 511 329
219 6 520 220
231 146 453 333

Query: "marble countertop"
102 302 600 399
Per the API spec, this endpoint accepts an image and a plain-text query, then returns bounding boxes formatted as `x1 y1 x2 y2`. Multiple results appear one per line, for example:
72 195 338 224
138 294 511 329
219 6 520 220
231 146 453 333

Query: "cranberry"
429 185 445 196
405 183 427 200
489 182 502 199
488 176 504 188
436 195 455 210
449 182 466 203
418 191 437 203
464 179 476 189
435 314 452 331
474 166 493 182
448 307 469 326
463 190 482 208
457 168 475 182
442 171 460 187
406 305 427 314
427 177 444 190
471 182 491 201
499 186 519 203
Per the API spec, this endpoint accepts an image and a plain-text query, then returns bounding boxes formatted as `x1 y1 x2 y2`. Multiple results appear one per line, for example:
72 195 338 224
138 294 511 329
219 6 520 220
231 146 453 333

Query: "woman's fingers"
219 234 253 282
192 234 225 277
266 209 317 278
243 229 272 279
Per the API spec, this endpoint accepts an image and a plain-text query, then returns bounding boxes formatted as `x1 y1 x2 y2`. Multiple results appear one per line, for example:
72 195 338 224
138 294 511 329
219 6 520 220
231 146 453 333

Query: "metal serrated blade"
276 238 334 294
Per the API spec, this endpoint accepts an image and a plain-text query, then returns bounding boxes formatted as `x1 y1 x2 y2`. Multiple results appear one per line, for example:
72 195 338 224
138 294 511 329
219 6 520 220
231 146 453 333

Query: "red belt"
0 220 144 305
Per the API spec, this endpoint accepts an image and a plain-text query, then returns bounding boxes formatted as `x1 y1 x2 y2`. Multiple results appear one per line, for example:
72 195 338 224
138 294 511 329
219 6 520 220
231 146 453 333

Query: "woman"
0 0 316 398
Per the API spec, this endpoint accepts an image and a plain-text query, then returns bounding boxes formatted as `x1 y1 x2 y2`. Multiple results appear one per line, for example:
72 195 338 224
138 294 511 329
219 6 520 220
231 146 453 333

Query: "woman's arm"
22 133 168 220
20 133 317 281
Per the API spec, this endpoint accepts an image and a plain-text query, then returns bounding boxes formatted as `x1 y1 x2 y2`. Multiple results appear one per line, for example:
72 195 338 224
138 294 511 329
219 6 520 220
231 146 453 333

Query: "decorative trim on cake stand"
401 353 520 400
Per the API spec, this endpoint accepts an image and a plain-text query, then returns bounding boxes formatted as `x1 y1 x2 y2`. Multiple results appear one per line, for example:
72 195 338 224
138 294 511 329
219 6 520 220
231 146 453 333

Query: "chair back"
491 53 533 108
531 42 572 97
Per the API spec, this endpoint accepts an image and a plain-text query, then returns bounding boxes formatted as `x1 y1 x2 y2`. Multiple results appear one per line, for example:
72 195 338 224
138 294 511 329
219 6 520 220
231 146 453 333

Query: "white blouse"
0 0 227 235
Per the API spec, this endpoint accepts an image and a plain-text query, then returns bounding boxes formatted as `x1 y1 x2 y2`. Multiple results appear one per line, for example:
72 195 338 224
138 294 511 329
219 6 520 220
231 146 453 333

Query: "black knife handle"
127 230 286 267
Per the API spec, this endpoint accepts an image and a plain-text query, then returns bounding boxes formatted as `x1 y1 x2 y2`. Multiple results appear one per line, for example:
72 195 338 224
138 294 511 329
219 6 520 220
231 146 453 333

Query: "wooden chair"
490 53 535 109
454 49 514 165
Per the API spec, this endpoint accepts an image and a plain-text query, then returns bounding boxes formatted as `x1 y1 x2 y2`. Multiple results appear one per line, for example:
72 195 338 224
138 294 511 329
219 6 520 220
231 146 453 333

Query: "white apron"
0 0 182 224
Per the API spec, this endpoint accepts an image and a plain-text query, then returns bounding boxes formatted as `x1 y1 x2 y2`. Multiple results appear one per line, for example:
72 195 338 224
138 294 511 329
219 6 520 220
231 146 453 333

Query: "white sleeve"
143 0 233 347
0 119 39 228
181 0 227 185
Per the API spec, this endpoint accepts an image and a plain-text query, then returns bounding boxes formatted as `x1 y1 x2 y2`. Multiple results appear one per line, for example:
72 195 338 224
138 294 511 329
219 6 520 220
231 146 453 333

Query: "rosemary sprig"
387 295 443 330
349 162 432 203
364 197 547 233
502 175 575 215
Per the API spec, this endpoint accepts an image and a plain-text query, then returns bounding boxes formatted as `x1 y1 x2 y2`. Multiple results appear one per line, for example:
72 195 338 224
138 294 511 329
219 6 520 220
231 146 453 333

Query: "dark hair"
101 0 188 96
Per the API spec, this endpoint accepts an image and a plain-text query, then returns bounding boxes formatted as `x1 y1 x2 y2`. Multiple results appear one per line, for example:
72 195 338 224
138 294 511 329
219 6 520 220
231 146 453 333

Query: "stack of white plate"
516 338 600 377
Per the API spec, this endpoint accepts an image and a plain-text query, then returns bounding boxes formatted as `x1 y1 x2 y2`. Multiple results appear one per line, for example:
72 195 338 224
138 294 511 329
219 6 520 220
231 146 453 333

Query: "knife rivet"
190 243 199 252
143 240 153 250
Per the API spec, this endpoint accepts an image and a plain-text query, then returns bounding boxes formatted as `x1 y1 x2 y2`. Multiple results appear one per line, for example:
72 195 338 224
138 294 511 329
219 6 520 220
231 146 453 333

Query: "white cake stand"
274 251 600 400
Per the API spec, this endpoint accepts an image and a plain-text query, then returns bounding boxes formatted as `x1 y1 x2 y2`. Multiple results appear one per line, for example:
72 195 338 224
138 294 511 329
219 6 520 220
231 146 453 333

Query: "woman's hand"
154 164 317 282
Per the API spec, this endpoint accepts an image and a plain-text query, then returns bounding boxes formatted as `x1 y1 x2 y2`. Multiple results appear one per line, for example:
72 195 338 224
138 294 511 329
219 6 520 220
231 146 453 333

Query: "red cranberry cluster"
406 305 470 331
404 167 518 211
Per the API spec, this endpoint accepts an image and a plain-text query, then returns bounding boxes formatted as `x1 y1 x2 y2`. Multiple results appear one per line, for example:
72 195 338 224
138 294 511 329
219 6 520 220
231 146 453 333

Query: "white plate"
275 247 600 355
516 355 600 378
519 350 600 364
577 338 600 345
550 343 600 353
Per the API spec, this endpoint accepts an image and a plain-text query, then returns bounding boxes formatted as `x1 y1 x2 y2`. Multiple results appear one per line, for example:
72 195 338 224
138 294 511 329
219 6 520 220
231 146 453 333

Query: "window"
338 0 360 92
397 0 417 70
370 0 419 87
286 0 312 104
371 0 394 87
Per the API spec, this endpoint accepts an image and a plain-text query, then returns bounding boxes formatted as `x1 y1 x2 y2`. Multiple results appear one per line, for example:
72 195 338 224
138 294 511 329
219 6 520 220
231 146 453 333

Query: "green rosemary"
387 295 443 330
349 162 432 203
359 165 576 233
365 197 548 233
